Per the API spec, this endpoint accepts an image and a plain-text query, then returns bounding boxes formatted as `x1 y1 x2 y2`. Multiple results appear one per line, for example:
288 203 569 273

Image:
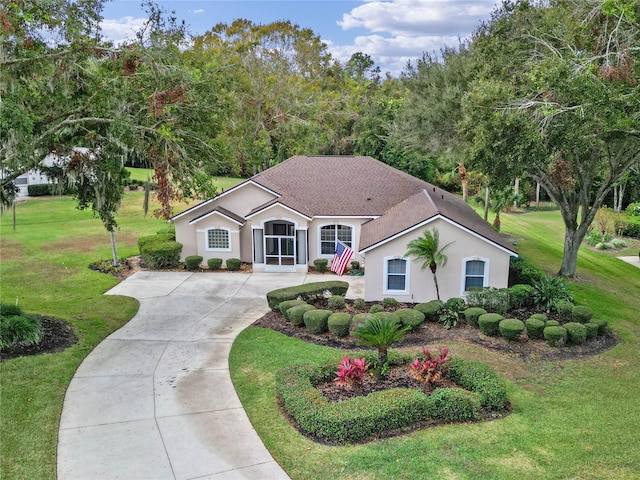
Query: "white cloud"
100 16 147 45
331 0 496 74
193 9 205 14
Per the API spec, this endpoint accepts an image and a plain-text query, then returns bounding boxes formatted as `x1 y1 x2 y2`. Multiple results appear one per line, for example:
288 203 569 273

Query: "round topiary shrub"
499 318 525 341
353 298 366 310
584 322 599 340
525 317 546 340
545 320 560 327
463 307 487 327
415 300 444 322
313 258 328 273
555 300 574 318
185 255 203 271
589 317 608 335
382 297 399 308
288 304 316 327
529 313 548 323
394 308 425 330
328 312 351 337
303 309 332 334
372 311 400 325
327 295 346 310
226 258 242 271
279 299 307 318
544 325 567 347
478 313 504 336
564 322 587 345
369 304 384 314
207 258 223 270
351 313 373 330
572 305 594 324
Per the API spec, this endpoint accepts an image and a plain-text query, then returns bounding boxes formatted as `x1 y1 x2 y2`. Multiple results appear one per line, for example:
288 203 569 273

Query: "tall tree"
405 228 453 300
1 1 220 218
464 0 640 277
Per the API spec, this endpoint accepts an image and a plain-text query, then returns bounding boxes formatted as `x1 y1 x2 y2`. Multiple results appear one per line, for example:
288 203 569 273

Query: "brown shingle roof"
189 206 245 225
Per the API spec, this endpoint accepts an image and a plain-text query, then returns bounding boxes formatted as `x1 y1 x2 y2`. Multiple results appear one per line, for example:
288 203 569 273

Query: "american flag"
330 241 354 276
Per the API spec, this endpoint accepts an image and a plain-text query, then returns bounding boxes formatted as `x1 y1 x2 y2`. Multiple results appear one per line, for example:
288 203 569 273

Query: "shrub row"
267 281 349 310
276 356 507 444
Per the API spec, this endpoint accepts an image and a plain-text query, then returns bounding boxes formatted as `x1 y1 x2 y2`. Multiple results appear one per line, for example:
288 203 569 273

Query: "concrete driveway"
57 271 364 480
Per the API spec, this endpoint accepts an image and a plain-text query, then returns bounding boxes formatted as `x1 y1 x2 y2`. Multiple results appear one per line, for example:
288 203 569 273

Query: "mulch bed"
252 302 618 362
0 316 78 361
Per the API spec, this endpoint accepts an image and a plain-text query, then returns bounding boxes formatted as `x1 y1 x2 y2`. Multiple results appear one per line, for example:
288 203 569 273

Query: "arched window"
206 228 230 251
384 257 409 294
319 224 352 255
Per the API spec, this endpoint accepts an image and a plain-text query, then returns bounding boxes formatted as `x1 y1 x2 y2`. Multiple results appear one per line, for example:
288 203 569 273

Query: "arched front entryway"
253 219 307 272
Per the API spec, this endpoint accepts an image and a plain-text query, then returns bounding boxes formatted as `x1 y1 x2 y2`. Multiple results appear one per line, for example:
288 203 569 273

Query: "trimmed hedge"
369 304 384 314
266 281 349 310
276 356 508 444
564 322 587 345
382 297 399 308
27 184 52 196
288 304 316 327
278 299 308 317
478 313 504 336
499 318 525 341
352 298 367 310
415 300 444 321
313 258 328 273
590 317 608 335
394 308 425 330
328 313 351 337
545 320 560 327
327 295 346 310
529 313 548 323
525 317 546 340
584 322 599 340
140 241 182 269
544 325 567 347
351 313 373 330
463 307 487 327
207 258 223 270
226 258 242 271
555 300 574 318
373 311 400 325
185 255 203 270
303 309 332 334
137 233 175 253
572 305 594 324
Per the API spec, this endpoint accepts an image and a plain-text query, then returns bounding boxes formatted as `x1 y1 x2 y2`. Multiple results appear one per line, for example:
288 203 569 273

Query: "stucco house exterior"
171 155 518 302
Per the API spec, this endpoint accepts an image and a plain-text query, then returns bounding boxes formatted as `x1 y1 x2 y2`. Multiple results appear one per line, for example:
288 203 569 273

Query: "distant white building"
13 148 91 196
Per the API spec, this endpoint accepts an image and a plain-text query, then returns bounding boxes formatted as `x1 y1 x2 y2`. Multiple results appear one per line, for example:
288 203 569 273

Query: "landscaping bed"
253 300 618 361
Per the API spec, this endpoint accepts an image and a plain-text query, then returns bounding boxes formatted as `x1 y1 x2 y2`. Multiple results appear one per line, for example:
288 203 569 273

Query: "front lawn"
230 208 640 480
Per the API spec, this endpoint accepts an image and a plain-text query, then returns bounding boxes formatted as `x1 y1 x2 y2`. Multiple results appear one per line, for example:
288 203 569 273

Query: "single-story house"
171 155 518 302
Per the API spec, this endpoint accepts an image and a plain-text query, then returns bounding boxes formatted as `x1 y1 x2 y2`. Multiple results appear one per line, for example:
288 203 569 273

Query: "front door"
264 221 296 272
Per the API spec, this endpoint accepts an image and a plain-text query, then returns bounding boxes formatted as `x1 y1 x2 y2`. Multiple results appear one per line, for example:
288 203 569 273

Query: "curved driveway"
58 271 364 480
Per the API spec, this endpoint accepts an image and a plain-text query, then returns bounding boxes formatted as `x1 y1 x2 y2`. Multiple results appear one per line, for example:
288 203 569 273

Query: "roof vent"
441 194 444 199
433 187 435 192
366 197 371 201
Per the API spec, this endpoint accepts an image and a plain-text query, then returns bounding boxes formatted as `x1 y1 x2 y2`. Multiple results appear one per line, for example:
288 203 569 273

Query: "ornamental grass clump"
410 347 449 385
334 357 369 390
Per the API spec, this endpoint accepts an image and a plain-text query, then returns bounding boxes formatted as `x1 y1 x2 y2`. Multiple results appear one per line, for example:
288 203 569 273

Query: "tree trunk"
558 227 586 277
493 212 501 231
613 185 619 213
535 182 540 208
459 162 468 203
513 177 519 208
109 230 119 267
484 187 490 221
617 183 626 213
376 348 388 380
12 201 16 231
432 272 441 300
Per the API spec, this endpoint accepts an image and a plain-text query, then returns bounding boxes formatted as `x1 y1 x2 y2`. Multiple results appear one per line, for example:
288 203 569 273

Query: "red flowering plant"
410 347 449 385
334 356 369 390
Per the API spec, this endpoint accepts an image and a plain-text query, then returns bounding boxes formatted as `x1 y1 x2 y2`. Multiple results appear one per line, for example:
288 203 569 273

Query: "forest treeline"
1 0 639 275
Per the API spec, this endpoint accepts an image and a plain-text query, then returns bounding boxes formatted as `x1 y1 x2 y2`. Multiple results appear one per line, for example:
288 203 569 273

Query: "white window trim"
205 227 232 252
317 222 355 258
383 256 410 295
460 256 490 295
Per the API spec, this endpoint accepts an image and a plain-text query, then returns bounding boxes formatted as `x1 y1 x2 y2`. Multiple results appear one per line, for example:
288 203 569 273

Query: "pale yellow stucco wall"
363 218 513 303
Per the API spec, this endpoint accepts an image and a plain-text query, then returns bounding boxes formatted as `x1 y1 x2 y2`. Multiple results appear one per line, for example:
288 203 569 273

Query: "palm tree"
353 316 409 380
405 228 453 300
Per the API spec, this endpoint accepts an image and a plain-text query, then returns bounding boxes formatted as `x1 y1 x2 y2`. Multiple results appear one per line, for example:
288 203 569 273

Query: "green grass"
125 167 245 192
0 192 171 479
230 208 640 480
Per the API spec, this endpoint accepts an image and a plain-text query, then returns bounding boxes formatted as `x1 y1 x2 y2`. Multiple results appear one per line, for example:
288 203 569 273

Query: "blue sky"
101 0 500 75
